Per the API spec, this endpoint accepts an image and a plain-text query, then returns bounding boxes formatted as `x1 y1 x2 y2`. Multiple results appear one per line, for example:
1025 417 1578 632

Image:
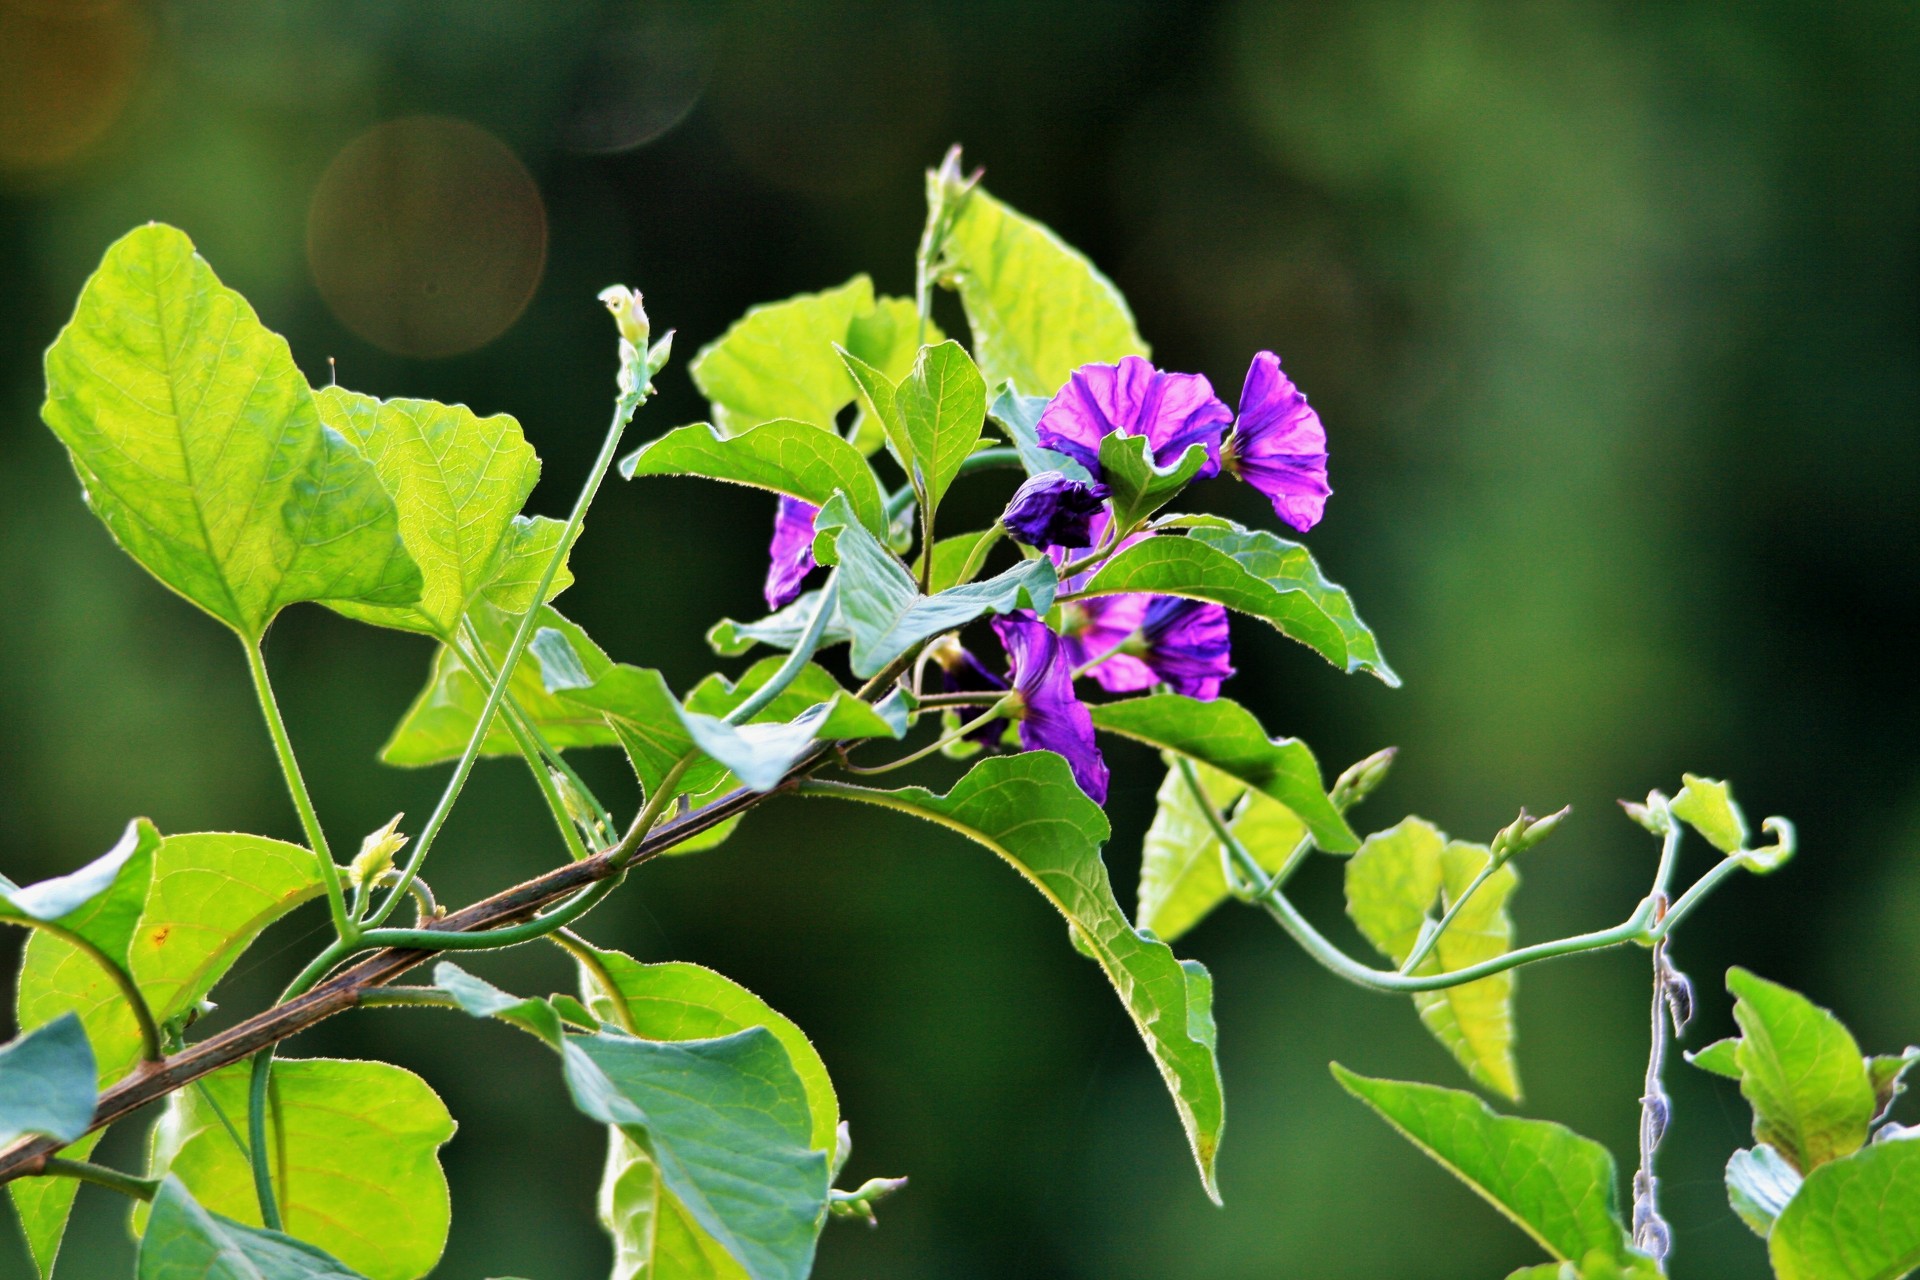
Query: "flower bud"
349 814 407 889
1000 471 1111 548
1619 789 1672 835
1329 746 1397 811
1490 804 1571 866
597 285 649 349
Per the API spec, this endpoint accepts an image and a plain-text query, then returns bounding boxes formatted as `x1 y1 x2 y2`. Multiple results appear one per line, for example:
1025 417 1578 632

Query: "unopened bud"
1619 789 1672 836
1490 804 1571 865
1330 747 1397 811
828 1175 909 1226
597 285 649 349
349 814 407 889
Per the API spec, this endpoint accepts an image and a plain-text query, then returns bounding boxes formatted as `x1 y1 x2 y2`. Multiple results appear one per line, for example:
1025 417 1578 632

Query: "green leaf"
691 276 878 434
540 658 728 804
683 657 850 725
43 224 421 641
1671 774 1749 854
1344 819 1521 1099
810 494 1057 679
138 1176 369 1280
1729 967 1876 1172
1332 1066 1630 1263
1171 516 1398 686
1099 434 1209 530
0 1016 96 1148
705 590 852 659
893 340 986 519
563 1028 830 1280
478 515 576 614
1087 695 1357 853
927 530 998 593
381 603 619 767
619 419 889 537
1771 1137 1920 1280
678 694 905 792
1727 1143 1803 1237
985 385 1092 481
805 754 1226 1201
9 1132 101 1279
313 388 549 638
1686 1037 1743 1079
0 818 159 951
939 187 1148 397
1135 758 1306 943
1872 1048 1920 1124
1506 1254 1662 1280
842 297 937 454
139 1058 454 1280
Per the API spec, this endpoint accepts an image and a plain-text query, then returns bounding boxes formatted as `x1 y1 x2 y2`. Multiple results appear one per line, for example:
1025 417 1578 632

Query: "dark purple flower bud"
991 611 1109 803
925 635 1009 744
1222 351 1331 532
764 495 820 611
1000 471 1112 549
1036 355 1233 481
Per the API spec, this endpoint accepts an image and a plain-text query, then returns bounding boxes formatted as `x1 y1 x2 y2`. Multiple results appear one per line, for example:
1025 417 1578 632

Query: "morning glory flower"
1221 351 1331 532
764 495 819 610
1000 471 1112 549
991 611 1109 803
1035 355 1233 481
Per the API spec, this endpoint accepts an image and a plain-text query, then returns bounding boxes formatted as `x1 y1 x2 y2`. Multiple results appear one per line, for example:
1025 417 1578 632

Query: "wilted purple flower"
991 612 1109 803
1000 471 1112 548
764 496 819 610
1036 355 1233 481
1222 351 1331 532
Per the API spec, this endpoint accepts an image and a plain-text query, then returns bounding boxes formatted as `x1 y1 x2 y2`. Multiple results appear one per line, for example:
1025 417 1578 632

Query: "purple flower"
1222 351 1331 532
1036 355 1233 481
991 611 1109 803
1000 471 1112 549
764 496 819 610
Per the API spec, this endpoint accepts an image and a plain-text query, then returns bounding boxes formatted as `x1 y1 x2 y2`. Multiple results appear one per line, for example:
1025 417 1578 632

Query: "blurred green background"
2 1 1915 1276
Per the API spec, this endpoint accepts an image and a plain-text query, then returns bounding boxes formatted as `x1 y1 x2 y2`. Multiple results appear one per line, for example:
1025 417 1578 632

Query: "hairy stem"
243 639 353 943
37 1158 157 1202
1398 859 1503 975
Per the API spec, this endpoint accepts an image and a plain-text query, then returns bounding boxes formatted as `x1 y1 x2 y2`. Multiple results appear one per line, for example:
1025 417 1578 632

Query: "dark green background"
1 2 1915 1276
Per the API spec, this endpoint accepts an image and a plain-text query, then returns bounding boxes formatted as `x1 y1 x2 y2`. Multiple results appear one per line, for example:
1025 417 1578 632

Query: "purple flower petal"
992 611 1109 803
1136 597 1234 700
1225 351 1331 532
1000 471 1112 549
764 496 820 610
1036 355 1233 481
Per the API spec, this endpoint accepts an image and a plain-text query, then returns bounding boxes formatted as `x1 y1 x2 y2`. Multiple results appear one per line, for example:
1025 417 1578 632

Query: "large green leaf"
381 603 619 767
1345 819 1521 1099
0 1016 96 1149
139 1058 454 1280
312 388 554 638
619 419 888 536
1771 1137 1920 1280
1726 1143 1803 1237
939 187 1148 397
0 818 159 953
1729 968 1876 1172
573 945 841 1280
893 341 986 519
1136 758 1306 943
1332 1067 1631 1263
1088 695 1356 853
42 224 421 640
810 493 1057 679
804 753 1226 1201
563 1029 830 1280
1171 516 1398 686
478 514 575 615
535 652 727 804
137 1176 368 1280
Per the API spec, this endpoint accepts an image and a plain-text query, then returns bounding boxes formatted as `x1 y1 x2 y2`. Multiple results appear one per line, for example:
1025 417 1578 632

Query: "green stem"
725 576 840 726
359 876 620 952
457 620 614 836
1398 859 1502 975
884 449 1022 521
246 1047 279 1229
355 986 460 1010
551 930 638 1035
911 691 1002 709
370 381 649 928
1651 853 1743 939
616 756 696 867
838 699 1010 775
37 1158 157 1202
952 523 1006 588
243 639 354 943
32 922 163 1063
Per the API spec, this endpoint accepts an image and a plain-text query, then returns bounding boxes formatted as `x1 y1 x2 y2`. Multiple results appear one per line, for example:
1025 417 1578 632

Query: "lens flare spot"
0 0 151 179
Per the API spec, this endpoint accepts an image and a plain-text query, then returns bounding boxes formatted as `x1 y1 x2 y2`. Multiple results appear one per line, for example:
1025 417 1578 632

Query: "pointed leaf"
428 962 565 1046
842 297 936 454
1345 819 1521 1099
619 419 888 536
940 187 1147 397
1872 1048 1920 1124
1729 968 1876 1172
683 657 850 725
0 1016 96 1148
313 388 546 637
705 590 852 659
1686 1038 1742 1079
1727 1143 1803 1237
986 385 1092 481
479 514 576 614
139 1058 454 1280
0 818 159 950
1136 758 1305 943
1100 433 1209 529
810 493 1057 679
381 604 619 767
805 754 1225 1201
691 276 878 434
539 657 727 804
1088 695 1356 852
1770 1137 1920 1280
138 1176 369 1280
1671 774 1749 854
43 224 420 640
893 340 986 517
678 694 905 792
1332 1066 1631 1263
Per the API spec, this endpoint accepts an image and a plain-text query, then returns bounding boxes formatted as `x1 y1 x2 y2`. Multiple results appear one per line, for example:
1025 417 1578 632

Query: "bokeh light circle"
306 116 547 359
564 0 715 154
0 0 150 179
